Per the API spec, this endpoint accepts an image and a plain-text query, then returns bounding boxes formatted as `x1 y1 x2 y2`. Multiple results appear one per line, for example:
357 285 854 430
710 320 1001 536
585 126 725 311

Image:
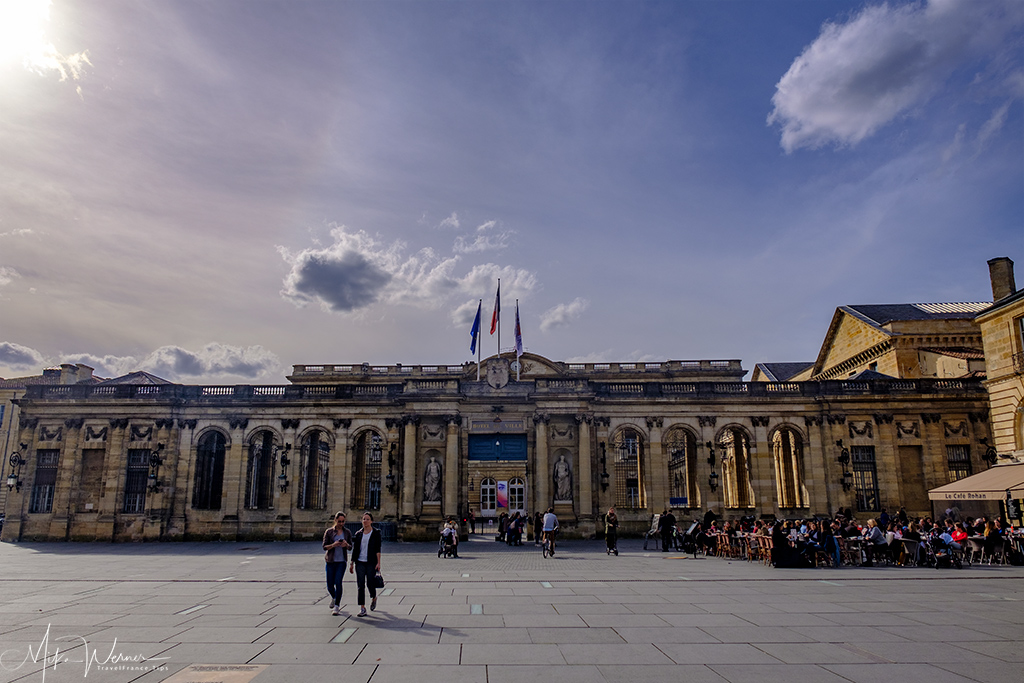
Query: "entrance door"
508 477 527 516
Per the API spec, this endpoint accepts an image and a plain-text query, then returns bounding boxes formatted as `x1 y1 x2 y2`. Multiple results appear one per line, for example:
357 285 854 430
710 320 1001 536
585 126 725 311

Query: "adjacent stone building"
977 257 1024 460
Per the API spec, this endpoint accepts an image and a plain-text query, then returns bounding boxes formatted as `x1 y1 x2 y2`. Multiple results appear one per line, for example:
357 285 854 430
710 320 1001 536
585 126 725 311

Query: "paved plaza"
0 533 1022 683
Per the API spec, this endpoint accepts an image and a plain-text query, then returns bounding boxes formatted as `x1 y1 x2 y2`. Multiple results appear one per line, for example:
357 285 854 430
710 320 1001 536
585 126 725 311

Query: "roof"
928 463 1024 501
844 302 989 327
919 347 985 360
95 371 173 386
754 362 814 382
847 369 898 381
975 286 1024 319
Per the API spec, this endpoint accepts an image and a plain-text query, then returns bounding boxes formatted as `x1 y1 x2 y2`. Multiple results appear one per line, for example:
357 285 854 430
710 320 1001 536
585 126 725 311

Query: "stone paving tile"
461 643 565 664
528 626 625 644
170 627 273 643
247 642 366 664
709 663 852 682
817 611 926 627
932 640 1024 663
751 642 884 664
656 643 784 665
344 627 442 645
355 643 461 665
597 664 727 683
612 626 720 644
253 627 347 643
247 663 376 683
370 664 487 683
821 663 982 683
734 612 839 627
558 643 675 665
501 614 587 628
579 614 670 628
420 615 505 628
788 625 913 642
699 626 814 643
486 664 604 683
934 660 1024 682
439 627 531 643
846 641 999 664
474 603 556 614
875 624 1009 642
659 613 753 628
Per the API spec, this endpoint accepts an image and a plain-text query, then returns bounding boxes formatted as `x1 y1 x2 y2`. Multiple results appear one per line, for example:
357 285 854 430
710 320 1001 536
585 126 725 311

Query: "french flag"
490 280 500 335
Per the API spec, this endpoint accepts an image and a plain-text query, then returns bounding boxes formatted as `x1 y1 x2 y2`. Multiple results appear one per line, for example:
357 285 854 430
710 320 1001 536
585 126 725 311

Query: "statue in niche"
553 454 573 501
424 455 442 502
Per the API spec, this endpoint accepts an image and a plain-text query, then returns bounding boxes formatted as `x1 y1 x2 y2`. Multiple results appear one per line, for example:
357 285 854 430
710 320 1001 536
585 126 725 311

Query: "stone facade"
976 257 1024 459
2 353 990 542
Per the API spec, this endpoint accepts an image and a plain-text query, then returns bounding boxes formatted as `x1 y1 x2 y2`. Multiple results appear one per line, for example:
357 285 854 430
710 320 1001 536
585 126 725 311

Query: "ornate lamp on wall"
6 444 27 492
386 443 397 494
147 443 165 493
980 438 998 468
278 443 292 492
705 441 719 492
599 442 610 492
836 439 853 491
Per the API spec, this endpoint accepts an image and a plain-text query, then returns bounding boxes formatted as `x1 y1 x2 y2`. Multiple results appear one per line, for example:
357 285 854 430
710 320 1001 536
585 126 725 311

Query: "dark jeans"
354 561 377 606
606 528 617 550
661 530 673 551
325 561 345 603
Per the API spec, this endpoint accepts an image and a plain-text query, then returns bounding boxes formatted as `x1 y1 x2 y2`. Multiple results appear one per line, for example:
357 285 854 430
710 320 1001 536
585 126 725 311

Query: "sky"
0 0 1021 384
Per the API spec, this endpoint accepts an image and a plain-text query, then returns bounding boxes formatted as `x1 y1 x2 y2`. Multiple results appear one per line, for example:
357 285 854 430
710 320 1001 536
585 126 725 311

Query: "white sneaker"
357 607 367 617
329 600 336 610
332 607 341 616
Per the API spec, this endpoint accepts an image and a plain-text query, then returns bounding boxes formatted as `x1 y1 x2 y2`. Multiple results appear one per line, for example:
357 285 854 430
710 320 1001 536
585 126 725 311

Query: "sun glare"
0 0 90 83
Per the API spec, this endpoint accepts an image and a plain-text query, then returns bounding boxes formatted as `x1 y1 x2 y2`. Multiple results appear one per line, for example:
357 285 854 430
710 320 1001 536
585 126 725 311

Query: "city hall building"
1 345 993 542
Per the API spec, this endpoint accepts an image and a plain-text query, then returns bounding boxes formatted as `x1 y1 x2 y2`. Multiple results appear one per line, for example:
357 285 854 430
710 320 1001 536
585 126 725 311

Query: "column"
647 418 666 512
577 414 592 519
750 417 773 517
401 416 417 519
329 419 350 514
49 420 82 540
222 419 249 525
534 414 549 509
167 419 192 539
444 415 460 518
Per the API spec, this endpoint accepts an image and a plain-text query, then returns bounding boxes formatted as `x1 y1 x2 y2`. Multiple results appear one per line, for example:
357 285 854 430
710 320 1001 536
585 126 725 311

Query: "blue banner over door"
468 433 527 461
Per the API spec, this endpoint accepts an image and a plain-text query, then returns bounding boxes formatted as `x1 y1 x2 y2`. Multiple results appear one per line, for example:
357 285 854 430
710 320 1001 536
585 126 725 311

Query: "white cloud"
0 228 34 238
0 342 45 368
540 297 589 332
438 212 460 229
451 299 481 327
768 0 1024 152
0 266 19 286
60 344 281 382
453 231 512 253
280 225 537 314
975 100 1012 154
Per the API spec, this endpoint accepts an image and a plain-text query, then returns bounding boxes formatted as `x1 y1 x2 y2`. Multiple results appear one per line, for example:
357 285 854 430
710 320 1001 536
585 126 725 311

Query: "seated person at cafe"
861 518 889 566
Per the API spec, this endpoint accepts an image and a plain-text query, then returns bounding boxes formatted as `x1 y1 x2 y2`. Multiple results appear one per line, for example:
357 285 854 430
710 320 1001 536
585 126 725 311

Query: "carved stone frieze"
333 418 352 430
280 418 300 430
943 420 967 438
64 418 84 429
698 416 717 428
39 425 63 442
872 413 894 425
177 419 197 430
85 425 108 442
550 423 575 442
848 421 872 439
968 411 989 424
108 418 129 429
646 417 664 429
896 421 920 439
921 413 942 424
421 423 445 441
130 424 153 441
825 414 846 425
804 415 823 427
19 417 39 430
154 418 175 430
750 416 770 427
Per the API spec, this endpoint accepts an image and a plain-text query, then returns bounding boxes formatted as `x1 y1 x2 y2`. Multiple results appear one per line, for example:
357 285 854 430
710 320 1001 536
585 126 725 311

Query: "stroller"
679 521 700 557
929 534 963 569
438 527 457 558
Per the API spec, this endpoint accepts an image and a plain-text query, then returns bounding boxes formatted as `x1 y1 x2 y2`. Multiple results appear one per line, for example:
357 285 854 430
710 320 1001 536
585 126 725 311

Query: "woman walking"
323 511 351 616
349 511 382 617
604 506 619 555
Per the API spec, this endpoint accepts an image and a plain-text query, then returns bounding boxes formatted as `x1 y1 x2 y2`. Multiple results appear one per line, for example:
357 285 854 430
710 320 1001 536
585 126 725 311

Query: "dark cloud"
289 251 391 312
0 342 45 368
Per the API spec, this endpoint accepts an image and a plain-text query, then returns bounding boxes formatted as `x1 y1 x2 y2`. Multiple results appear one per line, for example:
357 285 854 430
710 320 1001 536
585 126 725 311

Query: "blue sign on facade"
468 433 527 461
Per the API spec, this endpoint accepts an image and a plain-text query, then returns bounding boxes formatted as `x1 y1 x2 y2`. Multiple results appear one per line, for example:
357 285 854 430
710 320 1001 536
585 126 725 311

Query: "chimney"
987 257 1016 302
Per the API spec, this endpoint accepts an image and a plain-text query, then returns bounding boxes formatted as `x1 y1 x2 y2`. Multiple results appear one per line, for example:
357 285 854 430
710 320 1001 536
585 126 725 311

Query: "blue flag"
469 300 482 354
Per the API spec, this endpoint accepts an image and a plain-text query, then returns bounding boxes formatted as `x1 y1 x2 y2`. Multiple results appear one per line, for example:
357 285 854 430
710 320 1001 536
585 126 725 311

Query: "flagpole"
496 278 501 358
477 298 482 381
515 298 520 381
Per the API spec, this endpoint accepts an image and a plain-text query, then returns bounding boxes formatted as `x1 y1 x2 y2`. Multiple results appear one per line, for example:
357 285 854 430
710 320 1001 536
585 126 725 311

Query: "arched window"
299 430 330 510
773 428 807 508
665 427 698 509
509 477 526 514
193 431 226 510
612 428 645 509
352 431 383 510
480 478 496 513
719 427 753 508
246 430 278 510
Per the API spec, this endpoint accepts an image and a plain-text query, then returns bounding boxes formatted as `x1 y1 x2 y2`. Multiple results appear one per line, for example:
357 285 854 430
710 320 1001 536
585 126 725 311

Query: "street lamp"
147 444 165 493
599 442 610 492
6 444 27 492
980 438 998 467
836 439 853 491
